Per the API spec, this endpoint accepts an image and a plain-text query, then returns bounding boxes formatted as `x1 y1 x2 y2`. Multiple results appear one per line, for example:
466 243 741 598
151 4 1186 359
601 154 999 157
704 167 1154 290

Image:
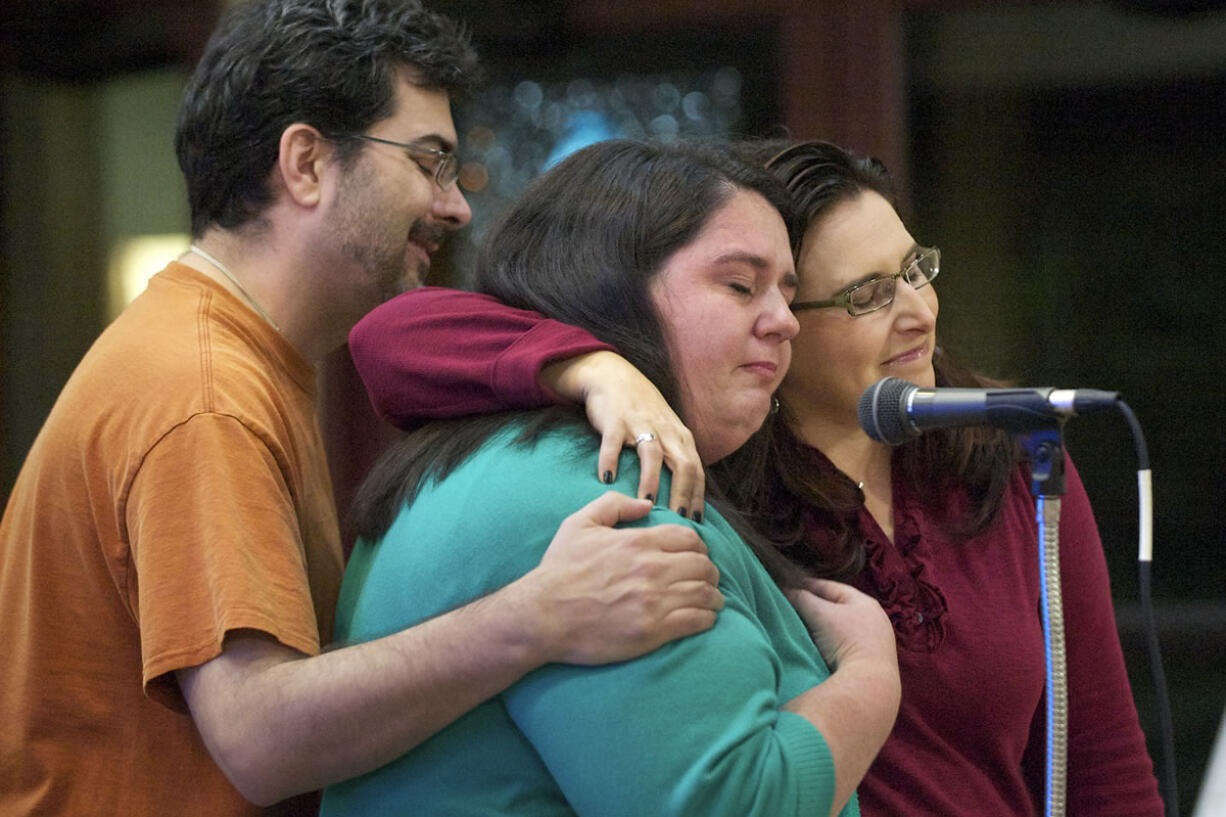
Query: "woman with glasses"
716 141 1160 816
347 139 1163 817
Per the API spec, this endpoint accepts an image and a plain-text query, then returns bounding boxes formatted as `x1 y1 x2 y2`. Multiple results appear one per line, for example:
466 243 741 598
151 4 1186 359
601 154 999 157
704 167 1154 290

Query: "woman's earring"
770 395 781 415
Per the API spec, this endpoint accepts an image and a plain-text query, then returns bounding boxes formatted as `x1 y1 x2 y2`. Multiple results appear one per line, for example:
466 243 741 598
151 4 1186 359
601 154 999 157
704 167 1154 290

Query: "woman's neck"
788 409 896 542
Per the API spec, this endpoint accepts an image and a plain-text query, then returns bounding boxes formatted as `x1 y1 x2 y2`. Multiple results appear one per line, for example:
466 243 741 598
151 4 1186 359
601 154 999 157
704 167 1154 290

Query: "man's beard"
341 217 447 305
332 157 448 303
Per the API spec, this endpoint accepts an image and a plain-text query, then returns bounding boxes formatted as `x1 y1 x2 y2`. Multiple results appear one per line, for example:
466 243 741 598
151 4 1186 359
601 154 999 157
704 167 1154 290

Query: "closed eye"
780 272 799 303
409 159 434 180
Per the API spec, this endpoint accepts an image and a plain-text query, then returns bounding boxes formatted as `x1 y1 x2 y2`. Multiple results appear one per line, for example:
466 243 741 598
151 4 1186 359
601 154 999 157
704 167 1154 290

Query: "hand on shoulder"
514 491 723 665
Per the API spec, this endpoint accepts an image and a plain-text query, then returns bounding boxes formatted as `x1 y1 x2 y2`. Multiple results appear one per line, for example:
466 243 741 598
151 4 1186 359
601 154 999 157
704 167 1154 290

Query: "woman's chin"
888 362 935 389
699 412 772 464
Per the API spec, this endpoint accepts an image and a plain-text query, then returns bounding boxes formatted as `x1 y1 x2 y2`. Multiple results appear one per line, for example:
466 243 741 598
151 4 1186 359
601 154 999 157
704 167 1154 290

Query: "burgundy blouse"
796 442 1162 816
349 286 1165 817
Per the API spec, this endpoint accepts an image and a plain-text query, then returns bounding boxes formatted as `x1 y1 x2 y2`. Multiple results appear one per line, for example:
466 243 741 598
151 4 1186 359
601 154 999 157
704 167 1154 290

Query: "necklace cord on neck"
187 245 281 332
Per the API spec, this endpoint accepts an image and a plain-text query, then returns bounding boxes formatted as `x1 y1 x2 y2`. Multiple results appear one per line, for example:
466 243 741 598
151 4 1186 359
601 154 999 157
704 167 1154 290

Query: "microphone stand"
1021 423 1068 817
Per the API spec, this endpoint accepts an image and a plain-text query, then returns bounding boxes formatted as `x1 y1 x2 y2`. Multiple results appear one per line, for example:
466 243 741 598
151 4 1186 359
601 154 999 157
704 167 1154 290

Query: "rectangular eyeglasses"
791 246 941 317
349 134 460 190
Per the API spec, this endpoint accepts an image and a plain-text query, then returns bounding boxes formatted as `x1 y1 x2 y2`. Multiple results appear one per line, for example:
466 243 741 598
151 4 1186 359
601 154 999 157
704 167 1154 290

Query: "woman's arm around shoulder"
348 287 613 428
348 287 704 513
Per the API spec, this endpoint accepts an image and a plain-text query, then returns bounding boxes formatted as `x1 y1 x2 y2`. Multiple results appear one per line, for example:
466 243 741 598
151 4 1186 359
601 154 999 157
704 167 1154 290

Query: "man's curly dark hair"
175 0 481 236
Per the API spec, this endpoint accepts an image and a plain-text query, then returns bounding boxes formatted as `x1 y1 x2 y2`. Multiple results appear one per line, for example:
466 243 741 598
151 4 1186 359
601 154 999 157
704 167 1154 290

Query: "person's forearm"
180 578 552 806
180 493 721 805
349 287 612 428
783 660 900 817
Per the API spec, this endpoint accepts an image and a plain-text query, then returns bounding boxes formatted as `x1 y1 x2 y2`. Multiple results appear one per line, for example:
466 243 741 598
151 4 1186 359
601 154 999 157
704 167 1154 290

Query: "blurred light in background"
450 67 744 286
107 233 189 318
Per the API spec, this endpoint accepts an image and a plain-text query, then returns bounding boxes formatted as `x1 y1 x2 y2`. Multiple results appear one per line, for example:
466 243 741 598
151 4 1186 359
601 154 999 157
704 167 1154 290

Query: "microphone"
858 377 1121 445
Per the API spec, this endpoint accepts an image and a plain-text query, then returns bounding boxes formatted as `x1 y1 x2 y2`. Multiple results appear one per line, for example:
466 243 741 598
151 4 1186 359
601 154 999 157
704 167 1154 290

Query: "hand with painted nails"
541 350 705 518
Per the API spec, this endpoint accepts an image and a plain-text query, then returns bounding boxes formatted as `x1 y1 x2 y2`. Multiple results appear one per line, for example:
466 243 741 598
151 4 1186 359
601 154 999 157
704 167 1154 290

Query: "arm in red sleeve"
1057 456 1165 816
348 287 614 430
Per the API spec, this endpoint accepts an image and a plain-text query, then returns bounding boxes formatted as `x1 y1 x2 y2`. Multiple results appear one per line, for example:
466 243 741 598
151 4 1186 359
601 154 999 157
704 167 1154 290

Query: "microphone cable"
1118 400 1179 817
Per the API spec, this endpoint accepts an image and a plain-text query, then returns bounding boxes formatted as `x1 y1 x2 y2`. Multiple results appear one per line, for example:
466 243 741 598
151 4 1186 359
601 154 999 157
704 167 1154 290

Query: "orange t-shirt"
0 263 344 815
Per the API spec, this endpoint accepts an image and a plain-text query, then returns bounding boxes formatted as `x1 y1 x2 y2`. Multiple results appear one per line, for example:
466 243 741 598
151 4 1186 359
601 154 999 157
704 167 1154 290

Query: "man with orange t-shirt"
0 1 721 814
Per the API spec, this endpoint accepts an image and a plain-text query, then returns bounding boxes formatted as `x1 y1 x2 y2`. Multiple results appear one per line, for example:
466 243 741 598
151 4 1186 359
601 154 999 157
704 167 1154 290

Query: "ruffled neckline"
855 492 949 652
796 444 950 653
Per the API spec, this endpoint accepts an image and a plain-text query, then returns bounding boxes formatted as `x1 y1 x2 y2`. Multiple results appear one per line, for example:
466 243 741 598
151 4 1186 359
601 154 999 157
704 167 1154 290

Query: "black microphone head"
858 377 919 445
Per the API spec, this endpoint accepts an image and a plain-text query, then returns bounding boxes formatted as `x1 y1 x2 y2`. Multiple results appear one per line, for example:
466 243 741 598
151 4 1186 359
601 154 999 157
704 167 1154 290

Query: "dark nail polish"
678 507 688 519
603 470 613 484
693 511 703 524
645 493 654 503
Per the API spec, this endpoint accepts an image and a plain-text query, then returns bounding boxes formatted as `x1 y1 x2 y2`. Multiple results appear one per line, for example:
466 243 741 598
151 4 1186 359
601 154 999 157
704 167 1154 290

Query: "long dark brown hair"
717 139 1022 581
351 139 808 588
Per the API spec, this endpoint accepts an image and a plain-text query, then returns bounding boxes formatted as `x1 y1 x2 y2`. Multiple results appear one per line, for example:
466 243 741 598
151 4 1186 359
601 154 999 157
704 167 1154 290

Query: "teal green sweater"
321 420 856 817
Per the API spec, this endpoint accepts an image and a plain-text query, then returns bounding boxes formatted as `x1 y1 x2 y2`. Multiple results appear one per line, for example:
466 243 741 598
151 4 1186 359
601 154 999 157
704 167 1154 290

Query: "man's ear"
276 123 334 208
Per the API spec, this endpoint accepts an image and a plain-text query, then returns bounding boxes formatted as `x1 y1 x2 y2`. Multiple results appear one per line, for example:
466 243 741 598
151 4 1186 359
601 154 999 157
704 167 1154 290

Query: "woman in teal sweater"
320 140 899 817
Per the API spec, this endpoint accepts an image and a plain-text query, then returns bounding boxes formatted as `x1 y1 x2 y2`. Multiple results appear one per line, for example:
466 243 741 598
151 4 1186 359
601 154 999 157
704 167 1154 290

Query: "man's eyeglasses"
791 246 941 317
348 134 460 190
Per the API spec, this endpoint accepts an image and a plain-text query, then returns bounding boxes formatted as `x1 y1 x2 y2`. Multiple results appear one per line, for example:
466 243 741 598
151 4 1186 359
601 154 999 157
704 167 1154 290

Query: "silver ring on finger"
634 432 657 446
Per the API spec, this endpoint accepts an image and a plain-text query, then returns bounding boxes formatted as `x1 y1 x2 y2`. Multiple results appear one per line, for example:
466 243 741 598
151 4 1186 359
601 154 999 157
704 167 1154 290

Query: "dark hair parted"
351 139 807 588
175 0 480 236
715 139 1022 582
